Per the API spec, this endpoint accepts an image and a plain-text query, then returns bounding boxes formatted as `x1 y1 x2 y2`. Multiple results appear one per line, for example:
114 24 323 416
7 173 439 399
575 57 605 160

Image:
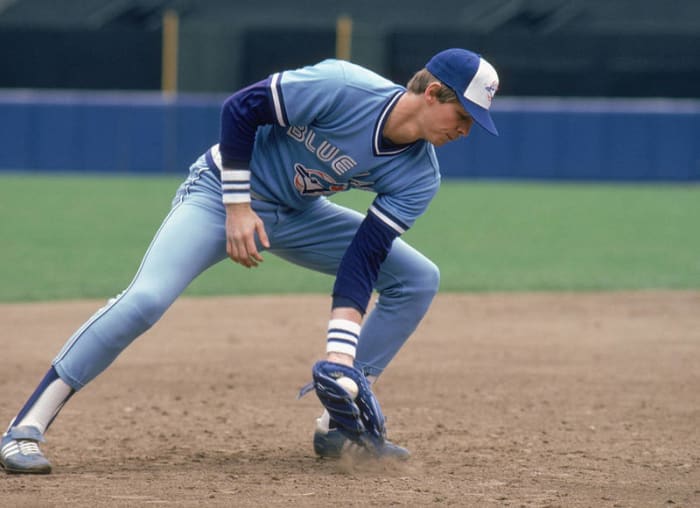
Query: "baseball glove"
305 360 387 453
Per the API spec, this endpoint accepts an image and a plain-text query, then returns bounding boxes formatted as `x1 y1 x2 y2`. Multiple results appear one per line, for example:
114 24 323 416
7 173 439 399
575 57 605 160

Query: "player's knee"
390 258 440 302
415 259 440 298
126 288 171 330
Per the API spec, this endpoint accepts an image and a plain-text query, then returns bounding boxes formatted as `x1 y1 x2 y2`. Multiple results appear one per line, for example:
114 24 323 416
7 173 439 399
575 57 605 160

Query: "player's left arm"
330 172 440 326
331 202 408 314
314 178 438 451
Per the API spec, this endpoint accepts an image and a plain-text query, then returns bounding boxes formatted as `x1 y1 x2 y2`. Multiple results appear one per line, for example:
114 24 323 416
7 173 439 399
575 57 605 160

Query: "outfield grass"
0 173 698 302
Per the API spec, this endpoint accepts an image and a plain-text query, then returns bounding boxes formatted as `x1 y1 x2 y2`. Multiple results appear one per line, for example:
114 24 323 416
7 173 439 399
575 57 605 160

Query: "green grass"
0 173 698 302
406 181 700 291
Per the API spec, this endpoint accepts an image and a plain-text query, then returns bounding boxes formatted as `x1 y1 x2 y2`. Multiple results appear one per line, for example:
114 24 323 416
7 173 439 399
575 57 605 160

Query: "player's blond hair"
406 69 459 103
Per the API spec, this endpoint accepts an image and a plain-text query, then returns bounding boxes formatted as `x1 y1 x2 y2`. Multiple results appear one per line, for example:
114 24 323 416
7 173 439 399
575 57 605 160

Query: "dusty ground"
1 292 699 507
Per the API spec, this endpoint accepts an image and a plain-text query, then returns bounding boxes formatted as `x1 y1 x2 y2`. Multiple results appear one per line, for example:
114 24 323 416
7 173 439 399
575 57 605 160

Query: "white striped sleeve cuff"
326 319 361 358
221 169 251 204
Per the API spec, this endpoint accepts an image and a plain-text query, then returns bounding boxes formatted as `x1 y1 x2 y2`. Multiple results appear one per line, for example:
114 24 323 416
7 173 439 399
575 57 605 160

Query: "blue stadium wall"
0 91 698 182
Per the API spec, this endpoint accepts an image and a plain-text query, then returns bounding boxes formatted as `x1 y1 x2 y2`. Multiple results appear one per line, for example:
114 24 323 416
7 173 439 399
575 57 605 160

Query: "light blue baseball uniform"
247 59 440 218
42 60 442 404
5 49 506 471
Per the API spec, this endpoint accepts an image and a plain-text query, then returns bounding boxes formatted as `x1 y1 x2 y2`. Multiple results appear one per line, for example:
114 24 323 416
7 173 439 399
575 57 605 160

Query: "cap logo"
464 58 499 111
485 81 498 103
425 49 499 135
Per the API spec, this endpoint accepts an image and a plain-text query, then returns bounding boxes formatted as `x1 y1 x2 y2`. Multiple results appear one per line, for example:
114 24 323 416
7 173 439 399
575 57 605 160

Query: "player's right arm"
218 60 359 267
218 79 280 266
224 202 269 268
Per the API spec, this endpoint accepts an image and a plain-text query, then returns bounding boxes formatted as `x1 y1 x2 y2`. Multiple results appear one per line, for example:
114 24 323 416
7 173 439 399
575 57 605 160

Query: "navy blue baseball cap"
426 48 500 136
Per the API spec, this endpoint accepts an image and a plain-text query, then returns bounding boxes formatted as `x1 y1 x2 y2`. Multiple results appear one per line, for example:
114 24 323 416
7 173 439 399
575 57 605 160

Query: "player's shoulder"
335 60 400 93
402 139 440 172
285 59 398 92
376 141 441 194
413 142 441 185
406 142 441 191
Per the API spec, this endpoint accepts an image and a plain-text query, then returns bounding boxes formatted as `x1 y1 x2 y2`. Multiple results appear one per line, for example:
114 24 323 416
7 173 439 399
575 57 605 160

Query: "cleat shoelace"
17 440 42 456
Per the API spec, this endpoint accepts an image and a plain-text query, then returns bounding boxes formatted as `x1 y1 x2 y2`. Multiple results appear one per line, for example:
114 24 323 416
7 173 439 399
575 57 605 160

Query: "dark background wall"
0 28 161 90
1 0 700 97
1 0 698 181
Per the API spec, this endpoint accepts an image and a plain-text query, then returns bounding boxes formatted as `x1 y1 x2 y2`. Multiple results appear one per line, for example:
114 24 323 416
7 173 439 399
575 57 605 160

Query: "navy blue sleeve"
332 211 400 314
219 77 278 168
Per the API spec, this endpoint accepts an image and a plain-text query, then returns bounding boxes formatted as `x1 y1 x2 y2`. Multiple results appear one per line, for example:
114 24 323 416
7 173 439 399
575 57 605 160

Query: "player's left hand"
310 360 387 453
224 203 270 267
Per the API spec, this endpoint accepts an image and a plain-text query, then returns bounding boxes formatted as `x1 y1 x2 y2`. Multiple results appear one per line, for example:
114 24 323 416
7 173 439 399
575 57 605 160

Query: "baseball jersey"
213 58 440 235
211 59 442 312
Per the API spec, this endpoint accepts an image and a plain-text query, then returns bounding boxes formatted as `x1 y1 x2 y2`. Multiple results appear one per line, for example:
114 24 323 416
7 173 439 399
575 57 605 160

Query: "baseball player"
1 48 499 473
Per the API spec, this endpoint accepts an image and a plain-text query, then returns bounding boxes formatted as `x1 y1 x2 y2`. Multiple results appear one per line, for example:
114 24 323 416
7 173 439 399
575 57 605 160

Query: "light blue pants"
53 155 440 390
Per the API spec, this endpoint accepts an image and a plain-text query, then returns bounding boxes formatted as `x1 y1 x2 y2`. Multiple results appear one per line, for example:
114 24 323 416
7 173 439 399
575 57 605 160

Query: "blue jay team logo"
294 163 347 195
294 163 373 196
484 81 498 103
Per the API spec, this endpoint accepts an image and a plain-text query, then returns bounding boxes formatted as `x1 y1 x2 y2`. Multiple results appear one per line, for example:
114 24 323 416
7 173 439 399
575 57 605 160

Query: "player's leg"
354 240 440 378
313 239 438 459
267 198 439 458
267 197 439 376
53 194 227 389
1 160 228 474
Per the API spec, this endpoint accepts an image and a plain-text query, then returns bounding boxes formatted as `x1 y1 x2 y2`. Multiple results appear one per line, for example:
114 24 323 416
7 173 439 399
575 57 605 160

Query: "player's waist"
205 144 224 179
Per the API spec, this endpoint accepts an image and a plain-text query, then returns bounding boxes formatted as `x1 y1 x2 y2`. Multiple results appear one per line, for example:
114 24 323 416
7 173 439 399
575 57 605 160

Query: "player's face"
425 101 474 147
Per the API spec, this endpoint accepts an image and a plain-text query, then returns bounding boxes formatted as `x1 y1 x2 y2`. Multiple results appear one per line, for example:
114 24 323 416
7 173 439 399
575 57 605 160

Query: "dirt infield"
1 291 699 507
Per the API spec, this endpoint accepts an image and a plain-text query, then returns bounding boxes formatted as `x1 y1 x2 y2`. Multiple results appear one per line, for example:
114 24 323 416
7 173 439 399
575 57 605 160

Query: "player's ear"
424 82 443 104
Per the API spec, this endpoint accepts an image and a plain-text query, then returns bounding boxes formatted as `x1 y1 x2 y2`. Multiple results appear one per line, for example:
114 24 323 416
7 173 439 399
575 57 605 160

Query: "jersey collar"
373 91 416 157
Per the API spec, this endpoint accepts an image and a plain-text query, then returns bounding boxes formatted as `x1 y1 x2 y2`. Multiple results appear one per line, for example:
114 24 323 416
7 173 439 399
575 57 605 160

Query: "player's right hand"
224 203 270 268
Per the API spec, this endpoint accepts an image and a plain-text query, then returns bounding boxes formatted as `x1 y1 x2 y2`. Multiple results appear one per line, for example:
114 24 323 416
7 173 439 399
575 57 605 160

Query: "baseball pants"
52 154 440 390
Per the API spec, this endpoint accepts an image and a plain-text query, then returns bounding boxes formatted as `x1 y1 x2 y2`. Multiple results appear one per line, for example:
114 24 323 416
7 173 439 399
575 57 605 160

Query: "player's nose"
457 118 474 138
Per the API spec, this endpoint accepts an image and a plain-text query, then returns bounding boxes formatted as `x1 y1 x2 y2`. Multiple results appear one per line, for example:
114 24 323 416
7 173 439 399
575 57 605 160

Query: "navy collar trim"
372 91 416 157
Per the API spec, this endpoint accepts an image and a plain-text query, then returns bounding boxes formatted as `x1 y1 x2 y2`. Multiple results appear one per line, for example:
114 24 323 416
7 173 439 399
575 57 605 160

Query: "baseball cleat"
1 426 52 474
313 427 410 460
313 427 347 458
